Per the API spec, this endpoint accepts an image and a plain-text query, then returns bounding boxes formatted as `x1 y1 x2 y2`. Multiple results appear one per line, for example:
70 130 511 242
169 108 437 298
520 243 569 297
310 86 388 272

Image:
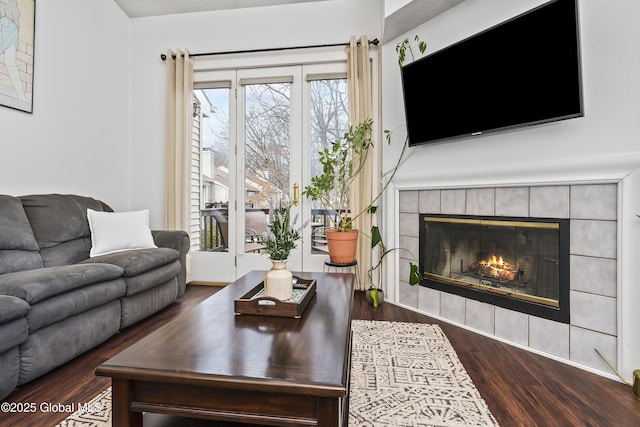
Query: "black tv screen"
402 0 583 146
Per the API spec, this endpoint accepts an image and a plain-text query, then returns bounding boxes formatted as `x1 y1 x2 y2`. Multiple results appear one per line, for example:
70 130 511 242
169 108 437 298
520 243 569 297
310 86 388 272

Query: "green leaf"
370 288 379 308
367 205 377 214
371 225 382 249
409 262 421 286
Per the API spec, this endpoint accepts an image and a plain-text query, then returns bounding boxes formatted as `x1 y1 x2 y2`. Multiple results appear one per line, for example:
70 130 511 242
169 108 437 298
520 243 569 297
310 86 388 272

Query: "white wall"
381 0 640 379
0 0 132 210
128 0 382 228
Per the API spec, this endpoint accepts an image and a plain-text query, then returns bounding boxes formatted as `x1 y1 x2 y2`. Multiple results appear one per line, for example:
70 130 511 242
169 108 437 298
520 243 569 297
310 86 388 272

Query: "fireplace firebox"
420 214 570 323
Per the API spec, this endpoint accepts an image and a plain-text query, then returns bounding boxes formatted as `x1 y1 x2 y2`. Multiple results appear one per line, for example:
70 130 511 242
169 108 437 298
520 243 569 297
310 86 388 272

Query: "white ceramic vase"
264 259 293 301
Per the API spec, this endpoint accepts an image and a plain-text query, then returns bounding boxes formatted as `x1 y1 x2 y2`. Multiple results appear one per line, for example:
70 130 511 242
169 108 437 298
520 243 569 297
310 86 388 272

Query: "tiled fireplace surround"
397 184 617 374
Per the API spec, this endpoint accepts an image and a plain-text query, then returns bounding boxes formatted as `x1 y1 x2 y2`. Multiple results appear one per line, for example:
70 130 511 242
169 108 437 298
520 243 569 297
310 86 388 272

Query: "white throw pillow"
87 209 157 257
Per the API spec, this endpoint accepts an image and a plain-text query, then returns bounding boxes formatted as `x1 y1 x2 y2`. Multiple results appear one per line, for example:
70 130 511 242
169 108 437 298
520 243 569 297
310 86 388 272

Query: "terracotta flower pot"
325 229 358 264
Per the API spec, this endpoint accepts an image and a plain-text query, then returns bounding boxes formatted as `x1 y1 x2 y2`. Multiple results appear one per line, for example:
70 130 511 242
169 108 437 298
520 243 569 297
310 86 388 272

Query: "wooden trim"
188 281 229 287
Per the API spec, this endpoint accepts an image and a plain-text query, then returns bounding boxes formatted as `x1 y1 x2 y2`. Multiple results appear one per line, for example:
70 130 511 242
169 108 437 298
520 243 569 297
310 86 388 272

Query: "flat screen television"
401 0 583 147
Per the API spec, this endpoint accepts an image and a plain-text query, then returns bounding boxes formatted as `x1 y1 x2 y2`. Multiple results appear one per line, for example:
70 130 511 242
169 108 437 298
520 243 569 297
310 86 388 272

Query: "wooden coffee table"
96 270 354 426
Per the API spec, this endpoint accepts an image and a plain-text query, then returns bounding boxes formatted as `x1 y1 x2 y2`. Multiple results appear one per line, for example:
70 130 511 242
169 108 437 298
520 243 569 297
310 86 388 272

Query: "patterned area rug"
55 387 111 427
58 321 498 426
349 320 499 426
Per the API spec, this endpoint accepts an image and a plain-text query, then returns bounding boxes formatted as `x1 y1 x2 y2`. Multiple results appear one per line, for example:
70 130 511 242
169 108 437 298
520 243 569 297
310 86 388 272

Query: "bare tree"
244 83 291 205
197 78 348 209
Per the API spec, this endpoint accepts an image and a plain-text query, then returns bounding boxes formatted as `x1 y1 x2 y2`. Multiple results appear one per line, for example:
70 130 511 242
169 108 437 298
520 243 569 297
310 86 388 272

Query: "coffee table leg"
112 379 143 427
317 396 341 426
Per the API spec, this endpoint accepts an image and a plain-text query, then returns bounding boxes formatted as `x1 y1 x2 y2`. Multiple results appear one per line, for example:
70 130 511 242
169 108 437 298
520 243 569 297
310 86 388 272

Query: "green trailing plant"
367 35 427 307
396 35 427 67
367 222 421 307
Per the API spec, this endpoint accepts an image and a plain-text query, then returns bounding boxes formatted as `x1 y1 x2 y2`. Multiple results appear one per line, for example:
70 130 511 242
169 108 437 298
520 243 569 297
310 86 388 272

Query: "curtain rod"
160 38 379 61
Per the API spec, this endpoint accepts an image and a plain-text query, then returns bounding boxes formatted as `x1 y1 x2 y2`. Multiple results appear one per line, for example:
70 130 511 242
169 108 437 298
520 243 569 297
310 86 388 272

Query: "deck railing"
199 208 341 252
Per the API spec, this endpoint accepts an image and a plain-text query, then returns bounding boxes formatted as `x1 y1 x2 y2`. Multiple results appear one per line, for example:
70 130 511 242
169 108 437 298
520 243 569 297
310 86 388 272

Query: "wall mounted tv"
402 0 583 147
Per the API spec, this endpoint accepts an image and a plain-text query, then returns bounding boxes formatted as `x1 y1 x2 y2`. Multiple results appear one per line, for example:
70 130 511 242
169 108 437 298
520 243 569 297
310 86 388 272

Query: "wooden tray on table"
234 277 316 318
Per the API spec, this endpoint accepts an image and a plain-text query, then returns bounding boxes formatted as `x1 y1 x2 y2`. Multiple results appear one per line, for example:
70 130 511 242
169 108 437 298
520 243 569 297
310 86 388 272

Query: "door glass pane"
309 79 348 253
199 88 231 252
243 82 291 253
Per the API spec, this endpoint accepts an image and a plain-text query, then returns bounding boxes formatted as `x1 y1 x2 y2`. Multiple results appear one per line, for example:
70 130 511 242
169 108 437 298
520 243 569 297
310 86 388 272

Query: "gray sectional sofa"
0 194 189 401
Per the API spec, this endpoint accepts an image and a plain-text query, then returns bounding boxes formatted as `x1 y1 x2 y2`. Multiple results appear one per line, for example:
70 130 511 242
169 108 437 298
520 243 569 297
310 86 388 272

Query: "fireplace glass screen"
422 216 567 310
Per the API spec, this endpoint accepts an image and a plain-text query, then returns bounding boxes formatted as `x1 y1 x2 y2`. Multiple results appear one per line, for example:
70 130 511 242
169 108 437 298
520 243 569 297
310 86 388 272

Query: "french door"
191 63 349 283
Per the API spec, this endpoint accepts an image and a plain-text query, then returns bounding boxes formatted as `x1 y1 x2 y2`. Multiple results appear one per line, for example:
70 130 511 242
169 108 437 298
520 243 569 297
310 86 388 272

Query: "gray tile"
418 286 440 316
495 187 529 217
570 255 617 297
570 184 617 220
530 186 570 218
495 308 529 346
419 190 441 214
570 326 617 373
465 299 495 334
399 190 419 213
398 281 419 308
399 235 419 262
440 292 466 324
529 316 569 359
570 220 617 258
466 188 495 216
570 291 616 335
399 213 419 237
441 189 466 215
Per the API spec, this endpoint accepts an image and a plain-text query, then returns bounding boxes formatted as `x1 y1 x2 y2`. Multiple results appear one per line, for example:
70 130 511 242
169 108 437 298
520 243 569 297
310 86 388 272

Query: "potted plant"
260 200 306 300
303 119 374 263
304 35 426 306
303 116 420 306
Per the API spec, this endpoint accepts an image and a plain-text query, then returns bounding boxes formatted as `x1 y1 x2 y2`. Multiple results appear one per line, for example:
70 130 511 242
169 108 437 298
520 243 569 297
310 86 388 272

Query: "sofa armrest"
152 230 190 295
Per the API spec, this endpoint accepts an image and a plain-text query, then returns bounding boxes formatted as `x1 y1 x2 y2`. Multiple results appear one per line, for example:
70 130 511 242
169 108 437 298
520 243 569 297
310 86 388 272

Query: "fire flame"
481 255 507 268
478 254 514 279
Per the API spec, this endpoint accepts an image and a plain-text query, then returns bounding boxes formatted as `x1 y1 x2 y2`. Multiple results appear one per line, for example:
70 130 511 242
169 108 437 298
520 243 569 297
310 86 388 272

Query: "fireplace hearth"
420 214 570 323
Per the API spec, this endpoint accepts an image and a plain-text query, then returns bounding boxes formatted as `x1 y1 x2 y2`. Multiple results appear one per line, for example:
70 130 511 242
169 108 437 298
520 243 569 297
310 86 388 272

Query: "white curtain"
347 36 376 291
164 49 194 282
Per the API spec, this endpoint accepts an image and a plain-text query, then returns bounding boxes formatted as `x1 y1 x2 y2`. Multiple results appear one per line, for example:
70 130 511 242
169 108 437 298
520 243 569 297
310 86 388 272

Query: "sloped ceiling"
112 0 465 44
383 0 465 42
113 0 328 17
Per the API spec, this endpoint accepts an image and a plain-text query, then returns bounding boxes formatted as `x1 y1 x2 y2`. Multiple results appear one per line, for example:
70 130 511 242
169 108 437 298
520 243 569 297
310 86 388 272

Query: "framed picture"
0 0 35 113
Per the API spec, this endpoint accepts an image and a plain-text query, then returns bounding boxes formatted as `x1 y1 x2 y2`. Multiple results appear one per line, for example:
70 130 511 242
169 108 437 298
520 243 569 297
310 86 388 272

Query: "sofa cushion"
0 293 30 353
0 250 44 276
0 195 44 275
82 247 179 277
27 279 126 332
20 194 110 267
122 261 180 296
87 209 157 257
0 347 21 401
0 318 28 353
0 196 39 251
120 277 178 328
18 300 121 385
0 264 124 305
0 295 30 324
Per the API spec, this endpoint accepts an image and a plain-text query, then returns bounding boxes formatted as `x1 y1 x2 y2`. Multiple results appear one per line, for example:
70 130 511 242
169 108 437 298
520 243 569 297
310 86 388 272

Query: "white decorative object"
87 209 157 257
263 259 293 301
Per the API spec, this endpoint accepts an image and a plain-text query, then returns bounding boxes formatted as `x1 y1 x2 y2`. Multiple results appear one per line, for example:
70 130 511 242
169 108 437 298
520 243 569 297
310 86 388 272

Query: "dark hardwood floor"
1 284 639 426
